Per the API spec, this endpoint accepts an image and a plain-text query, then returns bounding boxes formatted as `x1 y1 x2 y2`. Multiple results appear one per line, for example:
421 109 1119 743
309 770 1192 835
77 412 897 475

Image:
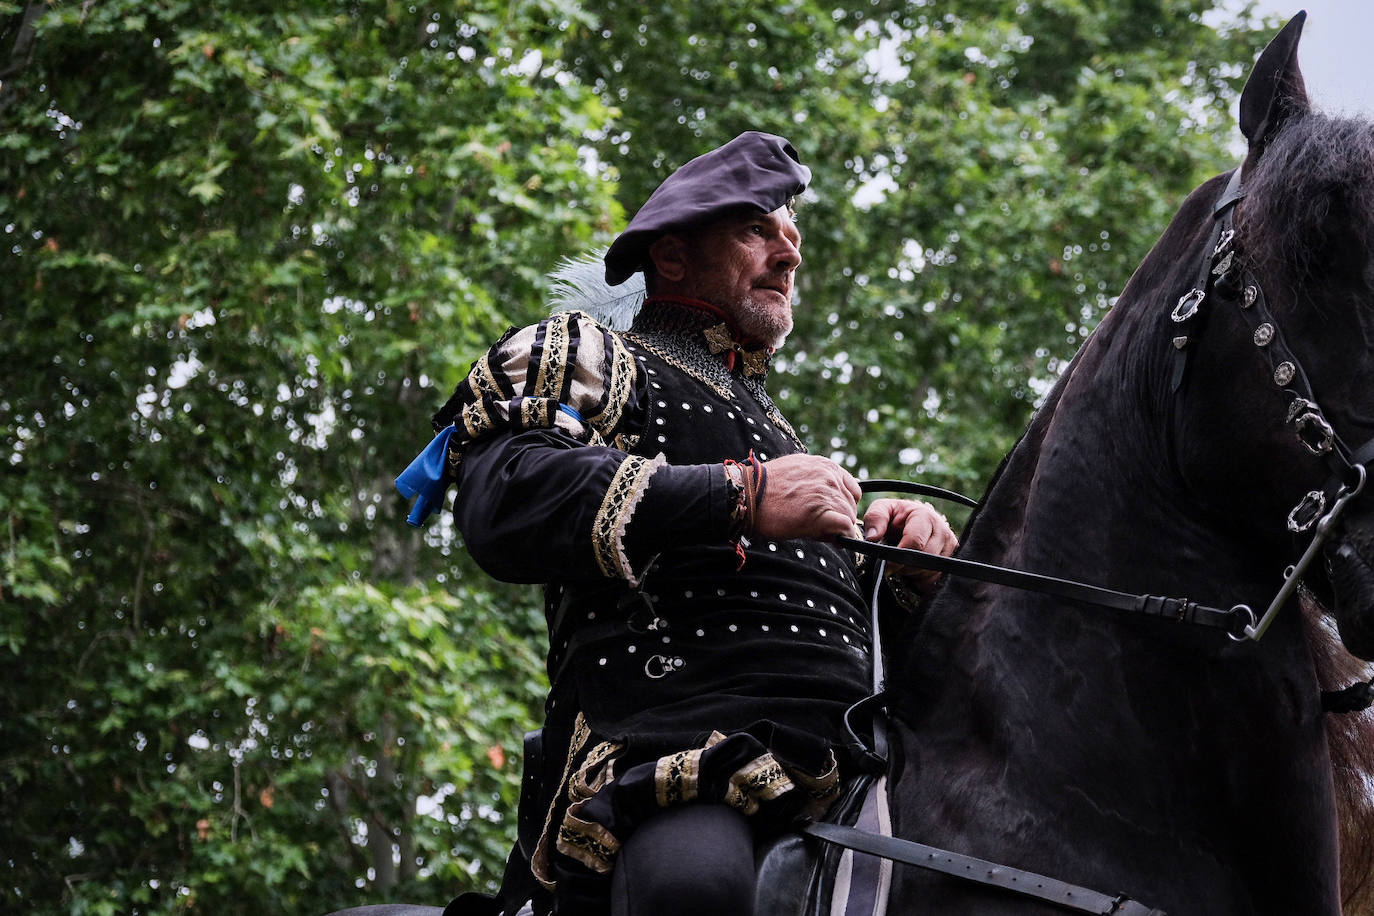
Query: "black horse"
885 13 1374 915
329 14 1374 916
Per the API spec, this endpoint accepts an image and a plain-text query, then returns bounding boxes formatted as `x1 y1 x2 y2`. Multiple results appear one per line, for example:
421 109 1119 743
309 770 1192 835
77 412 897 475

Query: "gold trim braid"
588 331 639 435
723 754 792 816
534 312 574 402
654 748 704 808
532 714 595 890
591 453 665 585
556 813 621 876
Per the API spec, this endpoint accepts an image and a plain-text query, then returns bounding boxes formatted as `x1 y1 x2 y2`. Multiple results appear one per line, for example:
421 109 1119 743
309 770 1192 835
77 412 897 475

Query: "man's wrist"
722 463 748 538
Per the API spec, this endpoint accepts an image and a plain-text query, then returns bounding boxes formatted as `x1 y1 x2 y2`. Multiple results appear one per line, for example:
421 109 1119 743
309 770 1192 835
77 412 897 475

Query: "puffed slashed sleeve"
432 310 643 454
430 310 733 586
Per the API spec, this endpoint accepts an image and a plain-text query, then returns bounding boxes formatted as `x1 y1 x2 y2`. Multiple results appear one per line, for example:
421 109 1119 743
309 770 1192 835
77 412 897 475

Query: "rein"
842 480 1257 636
811 484 1169 916
801 820 1165 916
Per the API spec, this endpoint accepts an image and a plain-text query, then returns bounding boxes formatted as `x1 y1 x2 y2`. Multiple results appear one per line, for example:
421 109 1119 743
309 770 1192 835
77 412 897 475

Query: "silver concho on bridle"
1172 288 1205 323
1287 397 1336 455
1287 490 1328 533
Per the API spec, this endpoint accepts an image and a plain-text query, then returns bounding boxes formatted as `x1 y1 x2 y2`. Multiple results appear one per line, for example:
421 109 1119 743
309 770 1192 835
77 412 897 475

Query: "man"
399 131 957 916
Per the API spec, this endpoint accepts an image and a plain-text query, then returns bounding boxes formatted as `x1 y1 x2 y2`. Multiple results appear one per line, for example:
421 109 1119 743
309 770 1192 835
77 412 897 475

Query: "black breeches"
610 804 756 916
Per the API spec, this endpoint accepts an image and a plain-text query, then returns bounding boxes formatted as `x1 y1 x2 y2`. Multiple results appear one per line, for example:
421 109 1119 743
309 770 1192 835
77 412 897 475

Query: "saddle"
754 772 892 916
444 728 892 916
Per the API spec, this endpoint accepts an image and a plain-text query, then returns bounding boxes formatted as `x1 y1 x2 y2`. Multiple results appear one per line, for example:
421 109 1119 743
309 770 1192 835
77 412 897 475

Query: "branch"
0 0 44 82
326 769 373 873
230 759 248 844
130 498 155 633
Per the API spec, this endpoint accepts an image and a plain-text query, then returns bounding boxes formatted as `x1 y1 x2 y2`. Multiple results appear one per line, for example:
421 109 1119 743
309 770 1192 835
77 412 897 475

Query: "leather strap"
838 535 1248 634
802 821 1165 916
1171 167 1247 393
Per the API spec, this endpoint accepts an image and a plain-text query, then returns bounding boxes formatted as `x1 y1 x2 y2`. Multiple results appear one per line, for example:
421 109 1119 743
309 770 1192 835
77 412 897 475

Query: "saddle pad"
828 776 891 916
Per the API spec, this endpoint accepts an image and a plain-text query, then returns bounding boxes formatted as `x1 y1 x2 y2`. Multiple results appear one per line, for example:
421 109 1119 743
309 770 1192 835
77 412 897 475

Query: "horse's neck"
898 316 1311 713
883 173 1343 914
886 326 1338 911
972 309 1279 599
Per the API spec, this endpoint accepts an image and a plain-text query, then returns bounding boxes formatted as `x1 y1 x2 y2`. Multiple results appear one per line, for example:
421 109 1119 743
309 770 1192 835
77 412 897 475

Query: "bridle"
1169 166 1374 639
841 166 1374 646
804 168 1374 913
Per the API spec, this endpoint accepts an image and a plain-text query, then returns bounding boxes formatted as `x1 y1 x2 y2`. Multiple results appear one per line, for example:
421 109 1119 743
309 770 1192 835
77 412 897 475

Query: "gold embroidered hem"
534 717 844 901
557 812 622 876
532 714 596 891
654 747 703 808
591 453 665 585
723 753 791 816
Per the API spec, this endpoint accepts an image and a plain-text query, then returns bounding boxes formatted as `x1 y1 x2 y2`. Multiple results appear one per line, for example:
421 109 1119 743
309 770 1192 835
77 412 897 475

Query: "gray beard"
729 293 793 348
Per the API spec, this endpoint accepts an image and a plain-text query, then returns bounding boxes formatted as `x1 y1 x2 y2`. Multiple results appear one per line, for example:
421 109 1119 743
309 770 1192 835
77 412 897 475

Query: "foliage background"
2 0 1275 912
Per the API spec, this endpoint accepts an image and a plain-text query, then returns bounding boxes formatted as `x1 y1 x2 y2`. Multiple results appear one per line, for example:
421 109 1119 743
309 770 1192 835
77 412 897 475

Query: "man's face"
681 206 803 347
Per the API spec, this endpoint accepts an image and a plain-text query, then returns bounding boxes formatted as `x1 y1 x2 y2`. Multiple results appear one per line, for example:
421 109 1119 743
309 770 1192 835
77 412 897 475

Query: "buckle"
1213 228 1235 256
644 654 684 678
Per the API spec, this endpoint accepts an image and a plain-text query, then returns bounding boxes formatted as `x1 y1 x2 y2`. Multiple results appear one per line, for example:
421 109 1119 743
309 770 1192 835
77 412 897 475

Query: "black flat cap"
603 131 811 286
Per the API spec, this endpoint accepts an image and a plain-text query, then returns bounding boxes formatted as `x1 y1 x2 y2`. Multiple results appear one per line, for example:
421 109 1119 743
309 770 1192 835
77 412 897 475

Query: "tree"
565 0 1271 498
1 1 1275 912
3 1 613 911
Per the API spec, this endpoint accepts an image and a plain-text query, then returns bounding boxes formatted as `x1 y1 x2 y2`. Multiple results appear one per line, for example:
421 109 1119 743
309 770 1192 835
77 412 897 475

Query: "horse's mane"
1299 597 1374 913
1239 112 1374 310
1233 109 1374 912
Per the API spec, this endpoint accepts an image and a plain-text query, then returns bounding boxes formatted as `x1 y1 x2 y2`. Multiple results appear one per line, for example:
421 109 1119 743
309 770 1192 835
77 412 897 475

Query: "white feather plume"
547 249 646 330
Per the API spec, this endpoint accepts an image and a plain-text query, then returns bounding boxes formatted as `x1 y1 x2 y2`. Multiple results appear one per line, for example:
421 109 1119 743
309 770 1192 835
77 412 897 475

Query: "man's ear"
647 234 689 284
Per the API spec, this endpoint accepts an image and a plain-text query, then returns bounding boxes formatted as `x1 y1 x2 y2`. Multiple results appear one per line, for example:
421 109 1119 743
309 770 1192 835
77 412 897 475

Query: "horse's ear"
1240 11 1310 162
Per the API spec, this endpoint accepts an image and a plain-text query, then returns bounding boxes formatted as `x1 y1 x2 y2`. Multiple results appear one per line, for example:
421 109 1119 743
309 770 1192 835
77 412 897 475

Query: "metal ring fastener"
644 655 684 679
1246 466 1367 642
1226 604 1257 642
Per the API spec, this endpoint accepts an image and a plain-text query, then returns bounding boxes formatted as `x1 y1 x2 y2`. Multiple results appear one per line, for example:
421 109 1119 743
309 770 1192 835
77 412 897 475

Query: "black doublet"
553 299 873 749
443 298 876 911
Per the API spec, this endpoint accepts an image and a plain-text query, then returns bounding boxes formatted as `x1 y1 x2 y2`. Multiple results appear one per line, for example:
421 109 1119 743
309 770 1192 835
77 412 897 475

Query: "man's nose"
771 236 802 271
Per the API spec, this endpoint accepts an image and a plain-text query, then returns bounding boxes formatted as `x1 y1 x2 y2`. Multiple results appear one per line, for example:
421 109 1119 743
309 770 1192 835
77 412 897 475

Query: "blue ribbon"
395 424 457 527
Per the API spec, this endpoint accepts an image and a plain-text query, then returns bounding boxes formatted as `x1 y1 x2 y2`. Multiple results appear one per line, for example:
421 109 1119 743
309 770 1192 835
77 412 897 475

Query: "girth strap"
801 821 1166 916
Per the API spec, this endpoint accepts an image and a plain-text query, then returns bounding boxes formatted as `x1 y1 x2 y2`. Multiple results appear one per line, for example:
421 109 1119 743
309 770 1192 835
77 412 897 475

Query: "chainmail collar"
629 296 775 379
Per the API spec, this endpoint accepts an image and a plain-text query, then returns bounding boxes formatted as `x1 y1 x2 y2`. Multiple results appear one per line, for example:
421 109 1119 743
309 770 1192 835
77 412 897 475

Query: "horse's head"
1180 13 1374 659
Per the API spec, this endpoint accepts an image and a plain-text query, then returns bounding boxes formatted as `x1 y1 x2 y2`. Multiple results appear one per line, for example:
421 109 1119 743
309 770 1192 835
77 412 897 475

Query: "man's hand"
862 498 959 594
750 454 862 541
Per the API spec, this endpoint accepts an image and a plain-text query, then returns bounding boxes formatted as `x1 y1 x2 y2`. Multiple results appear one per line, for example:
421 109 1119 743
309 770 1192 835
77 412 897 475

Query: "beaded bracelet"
723 452 767 570
723 463 748 537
